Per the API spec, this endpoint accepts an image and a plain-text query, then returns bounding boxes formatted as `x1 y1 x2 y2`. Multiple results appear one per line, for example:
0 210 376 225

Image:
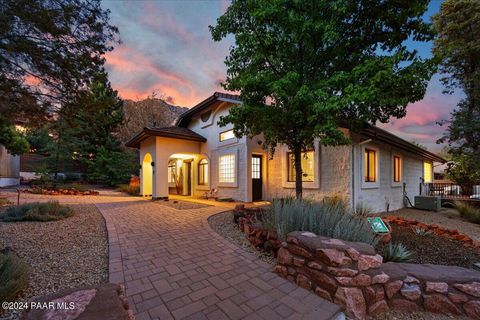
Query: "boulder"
357 254 382 271
384 280 403 299
454 282 480 298
423 294 462 315
334 287 366 320
316 249 352 266
463 300 480 319
425 282 448 294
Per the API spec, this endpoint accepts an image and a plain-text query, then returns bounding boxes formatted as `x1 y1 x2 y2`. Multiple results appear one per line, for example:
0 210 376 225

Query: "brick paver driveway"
98 199 343 320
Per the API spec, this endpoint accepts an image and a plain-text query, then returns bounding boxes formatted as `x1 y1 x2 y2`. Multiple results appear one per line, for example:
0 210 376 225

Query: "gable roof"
125 126 207 148
176 92 241 127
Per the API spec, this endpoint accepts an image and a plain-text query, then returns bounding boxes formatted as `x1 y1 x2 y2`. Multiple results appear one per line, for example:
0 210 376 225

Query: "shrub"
0 251 29 302
454 201 480 224
382 242 414 262
413 227 432 236
117 184 140 196
354 202 374 217
262 198 378 245
0 202 74 222
0 198 12 206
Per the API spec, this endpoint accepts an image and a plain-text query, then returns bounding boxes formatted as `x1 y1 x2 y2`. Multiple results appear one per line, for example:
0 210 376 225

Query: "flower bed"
275 231 480 320
383 215 480 249
22 187 99 196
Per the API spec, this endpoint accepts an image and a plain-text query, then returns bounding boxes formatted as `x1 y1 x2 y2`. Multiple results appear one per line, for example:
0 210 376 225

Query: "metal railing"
420 183 480 200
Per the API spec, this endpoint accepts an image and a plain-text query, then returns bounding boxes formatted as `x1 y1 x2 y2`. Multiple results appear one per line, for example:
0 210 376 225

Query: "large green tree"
210 0 435 198
0 0 118 153
433 0 480 187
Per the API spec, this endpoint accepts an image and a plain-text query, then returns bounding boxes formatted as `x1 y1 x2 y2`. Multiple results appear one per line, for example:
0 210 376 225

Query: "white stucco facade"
128 93 440 213
0 145 20 187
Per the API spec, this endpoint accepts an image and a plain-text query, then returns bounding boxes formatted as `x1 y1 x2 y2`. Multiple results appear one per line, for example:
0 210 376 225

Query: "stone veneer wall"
274 231 480 320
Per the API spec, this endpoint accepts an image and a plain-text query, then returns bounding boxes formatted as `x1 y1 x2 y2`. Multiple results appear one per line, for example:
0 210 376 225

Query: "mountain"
118 98 188 144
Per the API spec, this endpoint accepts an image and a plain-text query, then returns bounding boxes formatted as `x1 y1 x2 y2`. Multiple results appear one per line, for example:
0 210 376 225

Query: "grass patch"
117 184 140 196
261 197 378 245
454 201 480 224
0 201 74 222
0 251 29 302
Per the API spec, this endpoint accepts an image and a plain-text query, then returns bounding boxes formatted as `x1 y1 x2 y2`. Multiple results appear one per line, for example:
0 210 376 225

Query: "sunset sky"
102 0 460 153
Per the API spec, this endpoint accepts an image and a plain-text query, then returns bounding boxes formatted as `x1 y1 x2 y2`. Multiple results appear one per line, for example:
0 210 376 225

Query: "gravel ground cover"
0 204 108 320
376 224 480 268
207 210 276 265
154 198 211 210
369 310 469 320
384 208 480 241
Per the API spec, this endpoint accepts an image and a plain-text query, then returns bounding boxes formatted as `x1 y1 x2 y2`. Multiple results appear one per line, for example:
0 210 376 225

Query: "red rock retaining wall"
275 231 480 320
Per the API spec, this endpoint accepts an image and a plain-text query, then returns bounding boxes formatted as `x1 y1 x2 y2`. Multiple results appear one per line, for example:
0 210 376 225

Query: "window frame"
392 154 402 186
361 145 379 189
219 129 235 142
167 160 176 184
218 153 236 186
423 161 433 183
364 148 377 183
198 158 209 186
286 150 315 182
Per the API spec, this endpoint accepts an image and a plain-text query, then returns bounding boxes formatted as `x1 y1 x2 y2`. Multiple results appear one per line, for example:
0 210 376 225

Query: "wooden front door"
252 155 262 201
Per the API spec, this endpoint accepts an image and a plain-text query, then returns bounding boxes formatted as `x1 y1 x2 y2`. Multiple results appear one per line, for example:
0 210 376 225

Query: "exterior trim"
125 127 207 148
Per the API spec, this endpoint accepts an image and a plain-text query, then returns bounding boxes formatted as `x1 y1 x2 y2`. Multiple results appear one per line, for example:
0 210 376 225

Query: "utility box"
414 196 441 211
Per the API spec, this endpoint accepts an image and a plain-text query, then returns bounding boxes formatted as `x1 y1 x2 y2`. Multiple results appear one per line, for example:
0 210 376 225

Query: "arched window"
198 158 209 185
168 160 176 183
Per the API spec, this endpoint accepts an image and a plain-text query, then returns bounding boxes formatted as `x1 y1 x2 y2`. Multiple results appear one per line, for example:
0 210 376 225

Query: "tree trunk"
293 146 303 199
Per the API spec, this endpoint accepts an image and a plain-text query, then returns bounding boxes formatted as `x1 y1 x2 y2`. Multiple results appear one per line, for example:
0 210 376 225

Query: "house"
126 92 445 212
0 144 20 187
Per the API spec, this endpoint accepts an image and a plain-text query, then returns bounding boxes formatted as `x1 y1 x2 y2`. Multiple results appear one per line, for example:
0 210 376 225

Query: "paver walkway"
98 199 343 320
0 190 343 320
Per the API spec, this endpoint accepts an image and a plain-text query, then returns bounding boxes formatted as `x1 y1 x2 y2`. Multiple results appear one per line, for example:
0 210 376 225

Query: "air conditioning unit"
414 196 441 211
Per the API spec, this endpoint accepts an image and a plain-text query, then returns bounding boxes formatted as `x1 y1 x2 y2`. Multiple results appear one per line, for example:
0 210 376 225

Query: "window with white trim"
168 160 176 183
219 154 235 183
423 161 433 183
219 129 235 142
393 155 402 182
364 148 377 182
287 150 314 182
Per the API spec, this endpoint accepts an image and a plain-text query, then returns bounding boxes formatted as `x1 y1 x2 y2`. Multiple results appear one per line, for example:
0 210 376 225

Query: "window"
198 159 208 185
252 156 261 179
168 160 176 183
423 161 433 183
364 149 376 182
393 155 402 182
219 129 235 142
287 150 314 182
219 154 235 183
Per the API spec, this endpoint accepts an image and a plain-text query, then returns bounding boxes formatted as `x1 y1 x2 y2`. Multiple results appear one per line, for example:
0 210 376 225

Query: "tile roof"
125 126 206 148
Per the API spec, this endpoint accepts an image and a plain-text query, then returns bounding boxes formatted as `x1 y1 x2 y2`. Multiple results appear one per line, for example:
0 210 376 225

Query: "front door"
252 155 262 201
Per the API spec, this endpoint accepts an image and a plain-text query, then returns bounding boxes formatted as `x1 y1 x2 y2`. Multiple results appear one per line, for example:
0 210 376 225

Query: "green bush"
0 251 29 302
454 201 480 224
262 198 378 245
0 202 74 222
354 202 374 217
117 184 140 196
382 242 413 262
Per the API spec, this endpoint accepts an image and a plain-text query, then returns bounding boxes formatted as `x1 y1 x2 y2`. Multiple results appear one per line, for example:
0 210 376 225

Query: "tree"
210 0 435 198
0 0 118 152
433 0 480 186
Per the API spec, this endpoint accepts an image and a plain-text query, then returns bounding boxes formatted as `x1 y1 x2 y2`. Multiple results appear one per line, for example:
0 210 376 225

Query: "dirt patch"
208 210 276 265
376 224 480 269
0 204 108 320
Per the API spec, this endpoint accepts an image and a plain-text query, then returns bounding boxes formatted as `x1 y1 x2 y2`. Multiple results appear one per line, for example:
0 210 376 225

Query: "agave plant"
413 227 432 236
383 242 414 262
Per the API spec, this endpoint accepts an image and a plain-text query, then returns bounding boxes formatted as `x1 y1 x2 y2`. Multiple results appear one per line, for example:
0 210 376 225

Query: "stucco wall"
352 137 425 212
264 141 352 202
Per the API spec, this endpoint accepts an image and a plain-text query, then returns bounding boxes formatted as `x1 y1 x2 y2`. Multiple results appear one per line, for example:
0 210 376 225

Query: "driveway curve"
97 199 343 320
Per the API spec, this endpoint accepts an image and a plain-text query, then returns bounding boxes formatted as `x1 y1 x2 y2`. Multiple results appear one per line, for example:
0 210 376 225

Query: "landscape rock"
400 283 421 301
296 274 311 290
277 247 293 265
327 267 358 277
371 273 390 284
389 299 420 313
316 249 352 266
454 282 480 298
448 292 469 303
357 254 382 271
368 300 389 316
425 281 448 294
334 287 366 320
463 300 480 319
423 294 462 315
385 280 403 299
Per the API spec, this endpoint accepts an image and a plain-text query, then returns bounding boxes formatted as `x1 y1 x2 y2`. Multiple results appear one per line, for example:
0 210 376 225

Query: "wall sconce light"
151 161 155 167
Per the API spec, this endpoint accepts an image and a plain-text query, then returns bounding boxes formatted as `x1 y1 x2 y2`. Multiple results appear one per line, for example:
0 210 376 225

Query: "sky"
102 0 460 153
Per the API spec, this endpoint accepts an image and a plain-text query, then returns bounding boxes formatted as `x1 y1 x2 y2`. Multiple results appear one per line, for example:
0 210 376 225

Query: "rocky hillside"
118 98 188 144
